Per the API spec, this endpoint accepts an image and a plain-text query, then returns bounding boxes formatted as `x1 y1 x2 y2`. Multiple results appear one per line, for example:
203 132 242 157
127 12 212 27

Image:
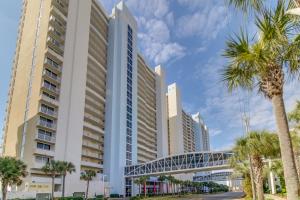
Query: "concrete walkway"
265 194 286 200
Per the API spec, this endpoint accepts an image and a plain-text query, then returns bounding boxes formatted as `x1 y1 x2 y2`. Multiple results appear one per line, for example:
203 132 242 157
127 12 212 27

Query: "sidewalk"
265 194 286 200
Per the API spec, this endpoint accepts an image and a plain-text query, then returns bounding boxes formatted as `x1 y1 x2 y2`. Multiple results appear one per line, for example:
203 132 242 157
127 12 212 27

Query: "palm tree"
289 101 300 178
158 175 167 195
289 101 300 126
139 176 149 197
133 178 142 197
0 157 27 200
167 175 176 195
230 131 280 200
222 2 300 199
81 170 96 200
58 161 76 197
41 160 60 200
228 0 264 13
270 160 286 193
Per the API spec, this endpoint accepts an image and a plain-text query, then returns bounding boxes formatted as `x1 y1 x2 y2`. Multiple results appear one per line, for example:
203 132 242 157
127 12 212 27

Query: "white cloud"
195 53 300 150
131 4 185 64
126 0 169 18
176 1 230 40
210 128 222 137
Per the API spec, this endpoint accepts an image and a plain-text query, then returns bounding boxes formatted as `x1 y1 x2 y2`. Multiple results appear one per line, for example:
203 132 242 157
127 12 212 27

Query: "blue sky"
1 0 300 150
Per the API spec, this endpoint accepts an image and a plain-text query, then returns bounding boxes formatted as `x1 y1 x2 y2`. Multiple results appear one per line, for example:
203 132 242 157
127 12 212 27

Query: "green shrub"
58 197 83 200
129 196 141 200
109 194 120 198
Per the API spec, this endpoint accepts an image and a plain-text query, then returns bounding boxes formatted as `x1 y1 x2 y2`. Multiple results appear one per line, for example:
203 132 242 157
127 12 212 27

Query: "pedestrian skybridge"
124 151 233 177
193 171 243 182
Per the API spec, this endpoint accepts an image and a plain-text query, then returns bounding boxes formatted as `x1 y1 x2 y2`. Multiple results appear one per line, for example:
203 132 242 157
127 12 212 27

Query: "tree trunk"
249 156 257 200
51 176 55 200
144 182 146 197
167 182 169 194
294 152 300 180
2 183 7 200
85 180 89 200
272 95 300 200
62 175 66 197
139 184 141 197
251 156 264 200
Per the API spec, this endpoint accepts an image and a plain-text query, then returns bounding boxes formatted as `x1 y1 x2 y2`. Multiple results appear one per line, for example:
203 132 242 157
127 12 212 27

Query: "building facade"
2 0 209 197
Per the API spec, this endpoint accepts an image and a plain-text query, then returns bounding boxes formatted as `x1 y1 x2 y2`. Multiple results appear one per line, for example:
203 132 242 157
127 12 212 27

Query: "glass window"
37 142 50 150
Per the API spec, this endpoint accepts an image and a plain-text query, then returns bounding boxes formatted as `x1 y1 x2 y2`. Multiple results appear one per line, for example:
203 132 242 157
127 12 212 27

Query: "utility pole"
243 115 256 200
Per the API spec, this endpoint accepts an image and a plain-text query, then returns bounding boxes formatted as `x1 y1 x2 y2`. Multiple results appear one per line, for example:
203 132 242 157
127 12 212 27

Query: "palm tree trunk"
144 182 146 197
85 180 89 200
251 156 264 200
272 95 300 199
51 176 55 200
2 183 7 200
139 184 141 197
62 175 66 197
294 152 300 180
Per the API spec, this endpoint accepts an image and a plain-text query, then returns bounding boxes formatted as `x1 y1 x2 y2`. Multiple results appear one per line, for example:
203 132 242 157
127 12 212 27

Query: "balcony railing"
37 132 56 143
42 82 59 93
45 58 62 72
82 151 101 159
52 0 68 17
35 148 55 157
38 120 56 130
40 94 59 106
43 70 61 82
40 107 57 117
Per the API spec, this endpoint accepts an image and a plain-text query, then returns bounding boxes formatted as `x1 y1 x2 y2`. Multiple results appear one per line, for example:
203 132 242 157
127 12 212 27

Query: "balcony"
49 14 66 31
36 132 56 143
43 70 61 83
35 148 55 157
82 141 102 151
37 120 56 130
44 58 62 73
40 94 59 107
52 0 68 17
42 82 59 94
81 161 102 169
34 161 47 169
82 151 101 160
40 106 57 118
47 37 64 56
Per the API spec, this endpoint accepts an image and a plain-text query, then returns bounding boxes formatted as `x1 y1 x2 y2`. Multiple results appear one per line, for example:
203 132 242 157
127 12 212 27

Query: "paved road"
181 192 245 200
201 192 245 199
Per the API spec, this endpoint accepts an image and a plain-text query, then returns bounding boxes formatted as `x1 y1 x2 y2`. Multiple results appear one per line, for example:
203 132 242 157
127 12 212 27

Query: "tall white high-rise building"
2 0 210 197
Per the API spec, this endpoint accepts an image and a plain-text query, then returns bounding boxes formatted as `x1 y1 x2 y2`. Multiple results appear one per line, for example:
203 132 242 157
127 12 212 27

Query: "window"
37 142 51 150
43 92 56 100
127 70 132 78
127 91 132 99
41 104 55 113
45 57 59 68
127 120 132 128
38 129 52 137
35 155 50 163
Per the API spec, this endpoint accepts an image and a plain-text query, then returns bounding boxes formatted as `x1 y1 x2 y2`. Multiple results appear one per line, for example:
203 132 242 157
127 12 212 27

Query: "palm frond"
227 0 264 13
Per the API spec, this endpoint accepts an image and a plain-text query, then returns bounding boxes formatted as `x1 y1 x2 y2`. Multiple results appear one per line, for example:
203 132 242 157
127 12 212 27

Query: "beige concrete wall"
137 55 157 163
167 83 184 154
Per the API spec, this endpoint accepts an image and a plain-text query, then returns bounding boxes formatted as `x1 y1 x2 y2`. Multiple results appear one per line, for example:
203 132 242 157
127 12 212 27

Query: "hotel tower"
2 0 209 197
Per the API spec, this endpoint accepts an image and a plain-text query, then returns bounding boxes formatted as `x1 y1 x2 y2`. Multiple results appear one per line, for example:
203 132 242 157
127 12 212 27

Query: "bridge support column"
268 160 276 194
228 179 233 191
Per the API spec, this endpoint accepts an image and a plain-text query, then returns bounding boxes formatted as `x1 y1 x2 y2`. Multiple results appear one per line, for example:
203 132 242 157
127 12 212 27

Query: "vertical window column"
126 25 133 166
